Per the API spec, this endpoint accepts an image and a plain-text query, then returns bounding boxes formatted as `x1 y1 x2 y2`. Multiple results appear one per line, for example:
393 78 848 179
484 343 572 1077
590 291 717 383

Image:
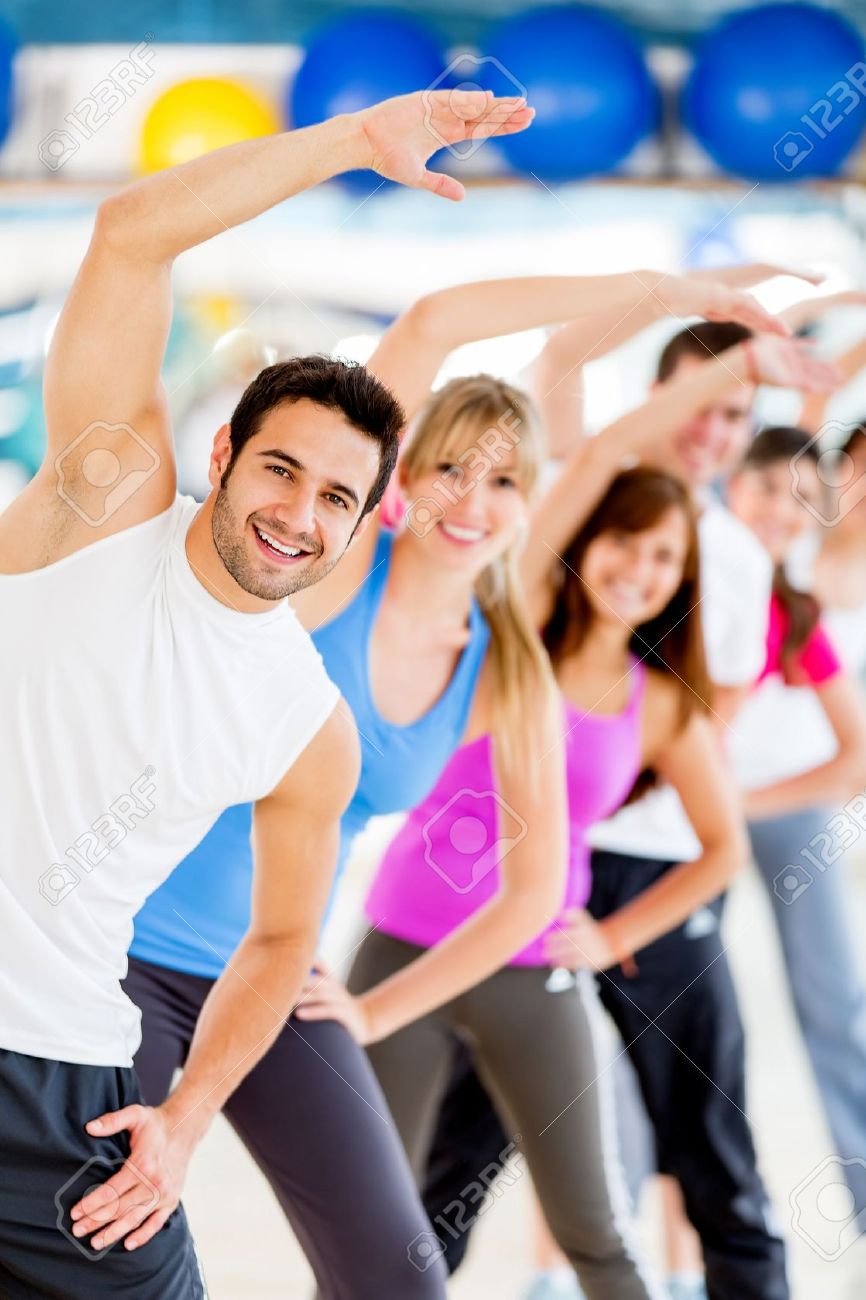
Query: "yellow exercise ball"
140 78 279 173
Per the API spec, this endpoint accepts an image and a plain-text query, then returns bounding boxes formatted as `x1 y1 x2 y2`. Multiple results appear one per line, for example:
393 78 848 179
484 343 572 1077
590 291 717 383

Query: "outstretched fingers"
726 291 790 337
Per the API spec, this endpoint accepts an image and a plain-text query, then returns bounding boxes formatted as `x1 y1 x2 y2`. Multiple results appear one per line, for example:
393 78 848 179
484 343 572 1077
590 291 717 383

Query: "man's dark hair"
841 421 866 459
226 354 403 516
656 321 753 383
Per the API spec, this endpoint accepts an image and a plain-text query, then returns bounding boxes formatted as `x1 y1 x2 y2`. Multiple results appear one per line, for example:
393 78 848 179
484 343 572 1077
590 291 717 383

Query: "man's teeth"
440 523 485 542
256 526 302 557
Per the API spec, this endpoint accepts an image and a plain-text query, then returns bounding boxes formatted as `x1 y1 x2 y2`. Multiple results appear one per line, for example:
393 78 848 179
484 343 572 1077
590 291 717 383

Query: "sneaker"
521 1269 585 1300
667 1277 708 1300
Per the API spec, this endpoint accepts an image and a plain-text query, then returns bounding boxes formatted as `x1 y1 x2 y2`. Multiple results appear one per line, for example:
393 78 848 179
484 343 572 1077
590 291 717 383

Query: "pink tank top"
758 592 842 687
366 659 646 966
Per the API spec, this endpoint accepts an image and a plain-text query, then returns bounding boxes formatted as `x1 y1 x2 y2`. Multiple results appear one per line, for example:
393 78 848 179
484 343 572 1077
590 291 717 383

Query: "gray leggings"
123 955 447 1300
348 931 665 1300
749 808 866 1211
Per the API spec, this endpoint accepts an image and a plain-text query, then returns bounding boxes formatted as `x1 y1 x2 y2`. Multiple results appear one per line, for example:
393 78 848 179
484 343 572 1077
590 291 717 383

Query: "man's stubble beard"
211 485 340 600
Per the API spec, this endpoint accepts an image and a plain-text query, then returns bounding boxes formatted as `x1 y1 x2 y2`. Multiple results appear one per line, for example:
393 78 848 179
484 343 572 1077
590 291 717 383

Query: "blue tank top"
130 530 490 978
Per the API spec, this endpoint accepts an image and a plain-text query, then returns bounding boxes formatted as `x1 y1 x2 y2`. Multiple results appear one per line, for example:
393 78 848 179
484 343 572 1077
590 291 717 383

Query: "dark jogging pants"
421 851 790 1300
122 955 447 1300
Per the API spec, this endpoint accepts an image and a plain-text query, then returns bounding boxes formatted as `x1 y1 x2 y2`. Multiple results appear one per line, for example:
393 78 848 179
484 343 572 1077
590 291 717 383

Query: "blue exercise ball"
684 4 866 181
0 19 16 150
289 12 447 194
475 6 658 181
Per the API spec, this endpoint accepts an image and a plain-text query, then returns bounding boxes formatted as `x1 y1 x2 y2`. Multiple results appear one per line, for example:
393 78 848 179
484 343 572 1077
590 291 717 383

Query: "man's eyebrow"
258 448 304 470
257 449 360 509
328 480 360 509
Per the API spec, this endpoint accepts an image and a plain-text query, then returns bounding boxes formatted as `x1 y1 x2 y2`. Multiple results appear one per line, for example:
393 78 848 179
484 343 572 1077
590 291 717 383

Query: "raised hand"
780 289 866 333
746 335 843 391
651 274 792 337
358 89 534 200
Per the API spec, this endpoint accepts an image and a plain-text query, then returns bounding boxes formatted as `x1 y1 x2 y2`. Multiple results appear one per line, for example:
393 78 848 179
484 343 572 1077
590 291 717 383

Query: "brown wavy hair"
542 466 710 804
739 425 821 672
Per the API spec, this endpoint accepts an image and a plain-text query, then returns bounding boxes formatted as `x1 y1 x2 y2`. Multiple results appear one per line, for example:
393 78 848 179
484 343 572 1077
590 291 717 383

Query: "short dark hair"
742 424 818 470
656 321 753 383
226 354 403 516
841 421 866 459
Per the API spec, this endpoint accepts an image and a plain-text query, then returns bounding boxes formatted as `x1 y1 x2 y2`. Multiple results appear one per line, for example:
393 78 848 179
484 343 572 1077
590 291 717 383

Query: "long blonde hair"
400 375 558 779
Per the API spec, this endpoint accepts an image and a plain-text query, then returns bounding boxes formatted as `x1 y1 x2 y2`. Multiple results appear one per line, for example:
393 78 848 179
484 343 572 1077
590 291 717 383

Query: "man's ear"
208 424 233 490
397 458 412 493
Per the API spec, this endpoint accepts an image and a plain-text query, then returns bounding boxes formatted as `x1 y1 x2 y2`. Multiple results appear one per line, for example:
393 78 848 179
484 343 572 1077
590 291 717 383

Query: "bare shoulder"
641 667 688 756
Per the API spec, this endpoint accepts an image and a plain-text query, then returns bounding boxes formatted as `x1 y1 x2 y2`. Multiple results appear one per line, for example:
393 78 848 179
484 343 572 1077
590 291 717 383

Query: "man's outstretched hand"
358 89 534 200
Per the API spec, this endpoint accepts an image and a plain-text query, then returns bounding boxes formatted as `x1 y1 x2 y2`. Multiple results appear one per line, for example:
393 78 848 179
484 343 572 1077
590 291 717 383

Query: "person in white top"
731 421 866 1246
0 89 536 1296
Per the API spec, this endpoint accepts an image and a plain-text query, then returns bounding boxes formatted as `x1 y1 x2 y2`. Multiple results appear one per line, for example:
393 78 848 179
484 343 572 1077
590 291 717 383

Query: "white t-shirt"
587 502 772 862
732 532 866 790
0 497 339 1067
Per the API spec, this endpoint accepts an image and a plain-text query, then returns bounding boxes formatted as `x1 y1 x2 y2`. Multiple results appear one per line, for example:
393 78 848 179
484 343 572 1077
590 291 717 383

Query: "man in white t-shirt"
0 90 531 1296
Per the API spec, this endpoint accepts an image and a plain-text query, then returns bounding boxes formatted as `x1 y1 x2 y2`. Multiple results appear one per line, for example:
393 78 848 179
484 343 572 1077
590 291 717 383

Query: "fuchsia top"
758 593 842 687
365 659 646 967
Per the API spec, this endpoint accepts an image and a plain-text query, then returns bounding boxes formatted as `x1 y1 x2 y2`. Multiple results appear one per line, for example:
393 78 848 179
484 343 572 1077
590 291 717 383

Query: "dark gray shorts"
0 1045 207 1298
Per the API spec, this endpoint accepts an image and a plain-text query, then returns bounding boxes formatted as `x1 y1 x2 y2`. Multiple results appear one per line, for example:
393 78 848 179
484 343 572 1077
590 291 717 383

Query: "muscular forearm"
99 114 370 264
158 933 315 1143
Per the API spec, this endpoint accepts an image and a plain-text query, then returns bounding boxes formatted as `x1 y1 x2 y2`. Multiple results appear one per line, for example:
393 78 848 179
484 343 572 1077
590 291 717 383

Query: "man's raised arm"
1 91 532 568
